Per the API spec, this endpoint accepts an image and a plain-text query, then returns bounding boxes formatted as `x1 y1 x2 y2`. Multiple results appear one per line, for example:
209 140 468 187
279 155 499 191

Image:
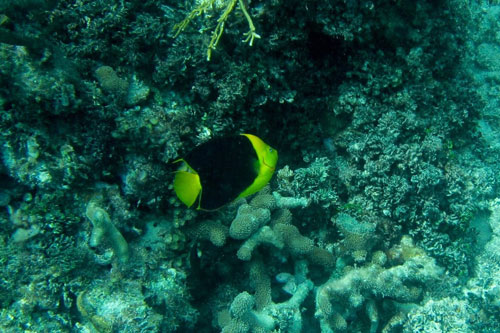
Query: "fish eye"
269 147 273 153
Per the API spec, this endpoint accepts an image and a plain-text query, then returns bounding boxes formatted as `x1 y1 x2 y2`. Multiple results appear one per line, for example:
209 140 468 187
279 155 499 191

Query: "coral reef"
173 0 260 60
403 297 472 333
86 201 130 264
315 236 443 332
218 259 313 333
76 267 197 332
229 204 271 240
227 193 334 272
1 0 500 332
334 213 377 263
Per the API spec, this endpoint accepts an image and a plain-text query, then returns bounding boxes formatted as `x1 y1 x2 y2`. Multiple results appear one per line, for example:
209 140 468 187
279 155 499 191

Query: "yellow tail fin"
173 170 202 208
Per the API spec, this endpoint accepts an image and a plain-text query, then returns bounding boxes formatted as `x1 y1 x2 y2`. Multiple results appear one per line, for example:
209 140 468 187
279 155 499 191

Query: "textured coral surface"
1 0 500 332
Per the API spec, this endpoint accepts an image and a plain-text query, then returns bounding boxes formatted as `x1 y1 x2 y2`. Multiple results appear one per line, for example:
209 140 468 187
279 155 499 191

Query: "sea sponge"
86 201 129 264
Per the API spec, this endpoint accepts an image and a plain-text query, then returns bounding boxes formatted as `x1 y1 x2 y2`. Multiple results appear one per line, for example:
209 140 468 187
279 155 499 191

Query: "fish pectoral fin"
173 170 202 208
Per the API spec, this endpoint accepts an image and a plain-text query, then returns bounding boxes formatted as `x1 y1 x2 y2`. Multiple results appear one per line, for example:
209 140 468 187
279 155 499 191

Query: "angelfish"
173 134 278 210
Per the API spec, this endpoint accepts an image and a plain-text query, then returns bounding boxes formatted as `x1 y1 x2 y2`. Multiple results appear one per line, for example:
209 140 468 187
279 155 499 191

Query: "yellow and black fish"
173 134 278 210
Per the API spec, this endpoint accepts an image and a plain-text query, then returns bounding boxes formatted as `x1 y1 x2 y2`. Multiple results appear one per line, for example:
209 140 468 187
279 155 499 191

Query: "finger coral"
315 236 443 332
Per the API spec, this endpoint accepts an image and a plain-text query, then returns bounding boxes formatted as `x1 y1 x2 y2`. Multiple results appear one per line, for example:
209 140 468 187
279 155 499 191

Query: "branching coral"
221 291 276 333
173 0 260 60
229 204 271 240
220 260 314 333
237 225 283 261
334 213 377 263
230 194 334 269
186 219 228 247
315 236 444 332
